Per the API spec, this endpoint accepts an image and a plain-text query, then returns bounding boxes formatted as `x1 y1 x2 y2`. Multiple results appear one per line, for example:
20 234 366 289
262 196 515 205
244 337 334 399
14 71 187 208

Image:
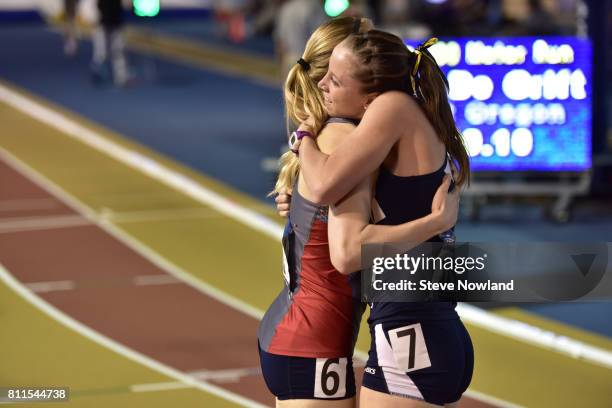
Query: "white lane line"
25 280 76 293
0 207 223 234
0 263 267 408
1 82 610 407
0 198 60 212
131 367 263 393
130 381 192 393
0 214 91 233
23 275 182 293
104 207 224 223
132 274 181 286
457 303 612 369
189 367 263 383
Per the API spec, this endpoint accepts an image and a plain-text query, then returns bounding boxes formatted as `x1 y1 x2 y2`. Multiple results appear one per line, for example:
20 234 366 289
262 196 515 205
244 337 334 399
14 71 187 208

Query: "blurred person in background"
377 0 431 40
91 0 129 86
275 0 327 78
63 0 80 56
248 0 284 36
421 0 499 36
418 0 455 36
522 0 564 35
365 0 382 25
451 0 491 36
497 0 563 36
213 0 251 42
547 0 580 32
484 0 505 31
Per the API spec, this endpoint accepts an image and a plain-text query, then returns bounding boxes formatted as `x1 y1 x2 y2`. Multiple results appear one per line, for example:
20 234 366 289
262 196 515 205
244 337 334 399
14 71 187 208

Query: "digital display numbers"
405 37 592 172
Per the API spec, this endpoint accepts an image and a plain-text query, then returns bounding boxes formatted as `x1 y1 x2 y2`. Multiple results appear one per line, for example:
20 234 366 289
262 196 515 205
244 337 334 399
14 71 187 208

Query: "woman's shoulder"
361 91 420 134
317 121 355 155
372 90 419 109
320 120 356 135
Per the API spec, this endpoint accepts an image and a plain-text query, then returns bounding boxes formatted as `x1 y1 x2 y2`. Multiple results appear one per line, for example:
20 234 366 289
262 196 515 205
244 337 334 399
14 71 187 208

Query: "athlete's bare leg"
277 397 356 408
360 387 452 408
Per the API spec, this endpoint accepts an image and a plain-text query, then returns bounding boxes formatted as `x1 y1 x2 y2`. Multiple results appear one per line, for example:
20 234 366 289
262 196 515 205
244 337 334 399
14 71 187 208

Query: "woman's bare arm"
299 91 418 205
314 122 459 275
327 175 457 274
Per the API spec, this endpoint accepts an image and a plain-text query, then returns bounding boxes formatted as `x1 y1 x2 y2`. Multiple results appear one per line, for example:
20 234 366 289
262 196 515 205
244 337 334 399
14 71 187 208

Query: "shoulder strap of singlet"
326 116 360 126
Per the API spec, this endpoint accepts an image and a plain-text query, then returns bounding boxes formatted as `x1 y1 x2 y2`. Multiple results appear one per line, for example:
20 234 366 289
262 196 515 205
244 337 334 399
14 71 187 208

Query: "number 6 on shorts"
314 357 347 398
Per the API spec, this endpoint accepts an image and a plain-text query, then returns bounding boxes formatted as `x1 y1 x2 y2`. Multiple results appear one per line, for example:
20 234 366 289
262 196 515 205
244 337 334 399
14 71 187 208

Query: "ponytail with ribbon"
409 37 449 101
344 30 470 186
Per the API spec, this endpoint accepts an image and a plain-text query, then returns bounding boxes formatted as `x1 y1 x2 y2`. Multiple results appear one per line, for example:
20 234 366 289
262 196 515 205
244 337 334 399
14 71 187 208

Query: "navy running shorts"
362 318 473 405
258 343 356 400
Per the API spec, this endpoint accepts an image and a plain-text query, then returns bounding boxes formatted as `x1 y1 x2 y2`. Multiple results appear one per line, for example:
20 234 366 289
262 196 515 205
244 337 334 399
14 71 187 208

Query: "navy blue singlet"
369 160 458 325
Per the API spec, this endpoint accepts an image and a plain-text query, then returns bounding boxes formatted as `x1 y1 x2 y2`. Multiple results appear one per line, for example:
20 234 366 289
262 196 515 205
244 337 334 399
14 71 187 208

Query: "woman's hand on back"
275 188 292 218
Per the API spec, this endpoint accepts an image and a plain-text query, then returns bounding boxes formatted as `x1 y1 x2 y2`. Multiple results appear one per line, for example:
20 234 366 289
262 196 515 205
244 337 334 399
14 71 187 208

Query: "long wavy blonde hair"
270 17 373 196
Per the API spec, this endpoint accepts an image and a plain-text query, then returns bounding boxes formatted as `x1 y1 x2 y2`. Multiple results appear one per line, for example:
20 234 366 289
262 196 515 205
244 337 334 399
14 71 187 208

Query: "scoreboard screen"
405 36 592 172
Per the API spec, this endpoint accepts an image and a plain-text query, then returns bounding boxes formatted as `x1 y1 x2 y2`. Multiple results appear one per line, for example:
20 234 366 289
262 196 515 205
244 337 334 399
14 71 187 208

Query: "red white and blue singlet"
258 184 364 358
258 120 364 360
